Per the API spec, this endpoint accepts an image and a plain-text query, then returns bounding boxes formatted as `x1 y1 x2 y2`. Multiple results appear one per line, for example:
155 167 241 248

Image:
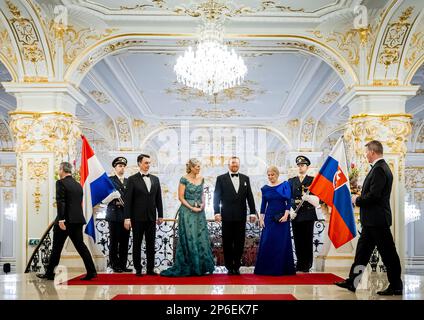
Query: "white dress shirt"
229 171 240 193
140 171 151 192
371 157 384 167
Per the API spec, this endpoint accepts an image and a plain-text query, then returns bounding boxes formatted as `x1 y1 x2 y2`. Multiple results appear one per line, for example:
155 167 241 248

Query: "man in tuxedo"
37 162 97 281
288 156 319 272
124 154 163 276
106 157 131 273
214 156 257 275
335 140 403 295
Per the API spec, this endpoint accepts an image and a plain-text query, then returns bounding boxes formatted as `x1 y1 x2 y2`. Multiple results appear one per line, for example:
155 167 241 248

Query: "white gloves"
101 190 121 205
289 207 297 221
302 194 320 208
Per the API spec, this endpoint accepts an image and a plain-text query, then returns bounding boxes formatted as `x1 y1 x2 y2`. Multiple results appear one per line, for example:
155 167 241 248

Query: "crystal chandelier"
174 20 247 95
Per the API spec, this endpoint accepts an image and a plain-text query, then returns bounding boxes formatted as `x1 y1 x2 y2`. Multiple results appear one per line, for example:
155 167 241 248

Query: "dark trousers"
46 224 96 275
132 221 156 272
108 221 130 269
348 226 402 289
292 220 315 271
222 221 246 271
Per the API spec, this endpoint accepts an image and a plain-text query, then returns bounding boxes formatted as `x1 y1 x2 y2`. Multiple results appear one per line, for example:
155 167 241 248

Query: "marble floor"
0 268 423 300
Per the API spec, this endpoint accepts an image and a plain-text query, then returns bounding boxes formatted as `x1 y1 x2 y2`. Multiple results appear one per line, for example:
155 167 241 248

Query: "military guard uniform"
288 155 318 272
106 157 130 272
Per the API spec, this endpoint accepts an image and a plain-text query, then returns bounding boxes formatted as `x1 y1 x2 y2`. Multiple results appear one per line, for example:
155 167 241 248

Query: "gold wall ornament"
0 30 18 65
115 118 131 143
405 167 424 189
28 159 49 214
60 24 117 66
403 31 424 70
190 107 245 118
378 6 415 73
9 112 81 167
372 79 400 86
89 90 111 104
6 0 45 63
301 117 315 143
0 166 17 187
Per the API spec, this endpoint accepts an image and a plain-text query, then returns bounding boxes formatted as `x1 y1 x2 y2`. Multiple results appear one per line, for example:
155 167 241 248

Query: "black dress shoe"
227 269 234 275
112 268 123 273
146 271 158 276
36 273 54 280
233 269 241 275
122 268 132 272
335 280 356 292
377 286 403 296
80 273 97 281
135 270 143 277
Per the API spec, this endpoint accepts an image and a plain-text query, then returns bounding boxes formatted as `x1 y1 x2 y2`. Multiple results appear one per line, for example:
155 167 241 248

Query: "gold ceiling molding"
176 39 249 47
319 91 340 104
5 0 45 65
115 117 131 143
165 80 265 104
276 40 346 76
77 39 147 74
350 113 412 120
190 107 246 118
89 90 111 104
378 6 415 74
403 31 424 70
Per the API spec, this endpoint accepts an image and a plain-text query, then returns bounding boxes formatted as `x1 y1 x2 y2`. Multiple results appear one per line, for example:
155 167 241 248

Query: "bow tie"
231 173 239 178
141 174 150 178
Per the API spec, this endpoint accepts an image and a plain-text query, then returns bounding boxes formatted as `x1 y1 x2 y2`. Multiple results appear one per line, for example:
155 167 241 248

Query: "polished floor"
1 267 423 300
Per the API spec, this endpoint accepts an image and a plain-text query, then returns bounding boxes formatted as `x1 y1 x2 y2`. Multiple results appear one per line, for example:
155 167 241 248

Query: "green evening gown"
160 177 215 276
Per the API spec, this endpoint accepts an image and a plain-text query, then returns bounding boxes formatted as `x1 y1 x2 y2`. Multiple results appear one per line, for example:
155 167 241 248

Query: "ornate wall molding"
0 165 16 187
27 159 48 213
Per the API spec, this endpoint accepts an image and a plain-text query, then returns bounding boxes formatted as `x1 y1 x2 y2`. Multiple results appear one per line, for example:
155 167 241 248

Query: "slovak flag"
309 137 357 248
80 135 116 242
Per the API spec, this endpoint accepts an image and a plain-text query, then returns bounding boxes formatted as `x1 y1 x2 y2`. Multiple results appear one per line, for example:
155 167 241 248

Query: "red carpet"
112 294 297 300
67 273 342 285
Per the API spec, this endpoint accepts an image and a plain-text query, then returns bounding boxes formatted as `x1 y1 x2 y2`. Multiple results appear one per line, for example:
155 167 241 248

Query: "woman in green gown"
161 158 215 276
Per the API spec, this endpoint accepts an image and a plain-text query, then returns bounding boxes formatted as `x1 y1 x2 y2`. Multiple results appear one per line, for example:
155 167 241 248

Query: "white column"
342 85 419 267
3 82 85 273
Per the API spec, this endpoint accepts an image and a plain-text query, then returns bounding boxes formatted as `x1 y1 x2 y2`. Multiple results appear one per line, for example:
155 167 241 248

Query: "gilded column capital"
344 113 412 180
9 111 81 163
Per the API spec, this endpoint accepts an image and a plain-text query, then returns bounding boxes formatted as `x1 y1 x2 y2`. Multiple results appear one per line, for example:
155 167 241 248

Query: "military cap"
112 157 128 167
296 155 311 166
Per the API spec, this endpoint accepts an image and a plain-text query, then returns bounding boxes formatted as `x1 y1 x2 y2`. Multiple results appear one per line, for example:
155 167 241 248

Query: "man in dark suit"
214 156 257 275
124 154 163 276
37 162 97 280
335 140 403 295
288 156 319 273
106 157 131 273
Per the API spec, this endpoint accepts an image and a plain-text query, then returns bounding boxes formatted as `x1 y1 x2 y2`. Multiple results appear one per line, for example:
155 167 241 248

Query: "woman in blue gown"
254 165 296 276
161 158 215 277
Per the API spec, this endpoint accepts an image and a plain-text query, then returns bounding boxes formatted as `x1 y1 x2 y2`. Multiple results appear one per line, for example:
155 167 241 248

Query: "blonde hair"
186 158 201 174
267 165 280 176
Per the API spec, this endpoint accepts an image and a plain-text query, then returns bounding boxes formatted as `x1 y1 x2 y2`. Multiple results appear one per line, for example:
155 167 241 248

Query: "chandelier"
174 20 247 95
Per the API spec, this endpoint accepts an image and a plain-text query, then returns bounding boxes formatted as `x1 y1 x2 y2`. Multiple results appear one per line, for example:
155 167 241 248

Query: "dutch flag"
80 135 117 242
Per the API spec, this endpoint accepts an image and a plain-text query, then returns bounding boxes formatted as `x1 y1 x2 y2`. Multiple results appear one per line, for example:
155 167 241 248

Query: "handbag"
272 212 284 222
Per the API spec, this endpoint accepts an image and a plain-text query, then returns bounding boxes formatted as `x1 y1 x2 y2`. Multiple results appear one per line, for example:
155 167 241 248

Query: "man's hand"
124 219 131 230
351 195 358 206
289 208 297 221
59 220 66 231
156 217 163 225
214 214 222 222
